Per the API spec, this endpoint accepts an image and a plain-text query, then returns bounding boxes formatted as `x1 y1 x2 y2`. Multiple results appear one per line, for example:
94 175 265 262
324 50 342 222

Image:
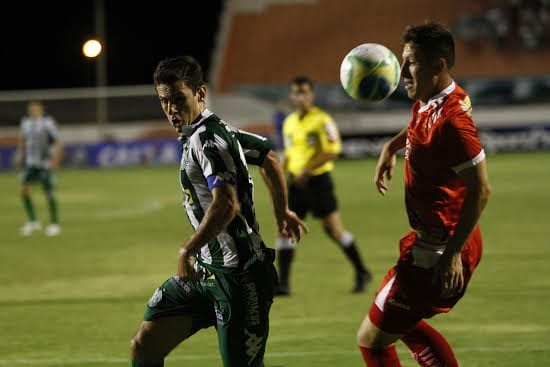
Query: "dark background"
1 1 224 90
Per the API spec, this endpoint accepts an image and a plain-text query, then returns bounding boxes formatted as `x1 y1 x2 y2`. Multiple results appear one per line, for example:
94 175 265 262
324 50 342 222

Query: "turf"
1 151 549 366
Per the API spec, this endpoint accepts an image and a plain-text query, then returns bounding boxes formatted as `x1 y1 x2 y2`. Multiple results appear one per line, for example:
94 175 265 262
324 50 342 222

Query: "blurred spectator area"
213 0 550 92
453 0 550 51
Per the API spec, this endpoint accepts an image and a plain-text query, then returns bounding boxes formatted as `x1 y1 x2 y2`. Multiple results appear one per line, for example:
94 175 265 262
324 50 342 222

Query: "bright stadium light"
82 39 102 58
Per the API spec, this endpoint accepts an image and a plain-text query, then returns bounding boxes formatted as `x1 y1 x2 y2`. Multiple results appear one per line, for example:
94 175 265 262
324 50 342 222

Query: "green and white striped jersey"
178 109 273 272
20 115 58 168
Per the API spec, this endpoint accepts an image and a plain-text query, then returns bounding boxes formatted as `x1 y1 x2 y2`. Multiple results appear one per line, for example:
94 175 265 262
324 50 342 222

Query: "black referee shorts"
288 172 338 219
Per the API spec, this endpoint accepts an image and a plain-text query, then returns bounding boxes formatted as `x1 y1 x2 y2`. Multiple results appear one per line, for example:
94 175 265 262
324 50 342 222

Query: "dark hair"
402 22 455 69
153 56 204 92
291 75 314 89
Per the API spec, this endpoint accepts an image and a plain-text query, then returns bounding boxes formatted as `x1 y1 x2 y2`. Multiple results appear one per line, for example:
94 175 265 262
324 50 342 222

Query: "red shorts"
368 226 483 334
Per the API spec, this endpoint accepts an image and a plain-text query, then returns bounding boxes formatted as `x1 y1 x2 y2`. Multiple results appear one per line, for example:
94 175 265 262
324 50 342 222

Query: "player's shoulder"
283 111 300 124
192 115 235 147
311 106 333 121
441 83 474 125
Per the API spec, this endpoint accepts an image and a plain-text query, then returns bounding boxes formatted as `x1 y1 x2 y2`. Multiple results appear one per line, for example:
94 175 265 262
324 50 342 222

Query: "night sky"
2 1 224 90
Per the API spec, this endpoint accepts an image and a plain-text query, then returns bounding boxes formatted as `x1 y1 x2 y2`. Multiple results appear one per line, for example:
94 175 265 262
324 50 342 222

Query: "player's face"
401 43 440 104
156 81 206 133
290 83 314 112
28 102 44 118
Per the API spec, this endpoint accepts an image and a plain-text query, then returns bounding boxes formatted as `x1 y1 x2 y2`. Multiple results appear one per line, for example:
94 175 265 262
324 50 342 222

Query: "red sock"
359 345 401 367
401 320 458 367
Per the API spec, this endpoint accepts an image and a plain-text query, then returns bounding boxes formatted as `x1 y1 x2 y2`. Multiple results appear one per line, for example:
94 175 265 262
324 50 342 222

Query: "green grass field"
1 151 549 367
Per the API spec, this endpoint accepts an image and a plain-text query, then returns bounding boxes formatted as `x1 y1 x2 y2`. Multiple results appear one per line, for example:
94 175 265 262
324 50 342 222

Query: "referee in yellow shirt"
275 76 371 295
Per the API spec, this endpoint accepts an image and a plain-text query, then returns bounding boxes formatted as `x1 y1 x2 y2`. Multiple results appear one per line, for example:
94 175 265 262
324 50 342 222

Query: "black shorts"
288 172 338 219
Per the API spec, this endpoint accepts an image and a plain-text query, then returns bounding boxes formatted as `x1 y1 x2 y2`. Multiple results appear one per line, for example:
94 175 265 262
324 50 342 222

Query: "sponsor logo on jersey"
387 297 411 311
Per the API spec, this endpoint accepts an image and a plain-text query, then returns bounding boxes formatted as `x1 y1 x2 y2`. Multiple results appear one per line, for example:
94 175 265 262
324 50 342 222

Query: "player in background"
275 76 372 295
130 56 307 367
356 23 491 367
15 101 62 236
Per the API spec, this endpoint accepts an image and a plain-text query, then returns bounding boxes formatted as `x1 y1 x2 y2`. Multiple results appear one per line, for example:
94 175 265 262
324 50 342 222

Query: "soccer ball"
339 43 401 103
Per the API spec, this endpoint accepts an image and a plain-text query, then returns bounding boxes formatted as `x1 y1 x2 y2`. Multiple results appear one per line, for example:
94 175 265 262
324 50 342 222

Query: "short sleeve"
194 131 237 191
46 117 59 141
318 116 342 154
236 129 273 166
442 111 485 173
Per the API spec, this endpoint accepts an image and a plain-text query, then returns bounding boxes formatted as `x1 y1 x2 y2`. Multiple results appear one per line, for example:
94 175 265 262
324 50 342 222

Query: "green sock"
131 361 163 367
47 193 58 224
22 195 36 221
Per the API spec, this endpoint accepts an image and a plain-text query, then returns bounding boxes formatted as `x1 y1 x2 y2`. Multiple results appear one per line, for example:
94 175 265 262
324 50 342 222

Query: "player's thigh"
213 263 275 367
39 169 56 192
20 167 38 194
131 316 194 359
134 277 216 356
367 266 423 335
357 313 403 348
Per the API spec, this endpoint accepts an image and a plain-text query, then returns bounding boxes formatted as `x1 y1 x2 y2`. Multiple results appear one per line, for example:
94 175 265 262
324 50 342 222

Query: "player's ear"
196 85 207 103
434 57 446 75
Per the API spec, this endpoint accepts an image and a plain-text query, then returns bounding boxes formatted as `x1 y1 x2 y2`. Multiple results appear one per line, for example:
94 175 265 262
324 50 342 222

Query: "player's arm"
433 158 491 297
374 126 407 195
236 129 273 166
48 119 63 170
51 139 63 170
294 119 341 185
14 132 25 169
178 183 240 278
260 150 307 241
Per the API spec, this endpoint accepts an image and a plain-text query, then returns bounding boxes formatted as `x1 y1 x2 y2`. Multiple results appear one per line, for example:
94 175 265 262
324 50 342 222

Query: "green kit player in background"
15 101 62 236
130 56 307 367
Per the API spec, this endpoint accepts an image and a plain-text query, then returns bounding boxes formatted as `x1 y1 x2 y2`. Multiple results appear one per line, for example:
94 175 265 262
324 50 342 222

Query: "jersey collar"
179 108 214 138
418 80 456 113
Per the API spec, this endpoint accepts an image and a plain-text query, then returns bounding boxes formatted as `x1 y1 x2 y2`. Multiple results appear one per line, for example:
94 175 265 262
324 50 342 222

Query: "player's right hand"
177 247 199 280
277 209 308 242
374 145 397 196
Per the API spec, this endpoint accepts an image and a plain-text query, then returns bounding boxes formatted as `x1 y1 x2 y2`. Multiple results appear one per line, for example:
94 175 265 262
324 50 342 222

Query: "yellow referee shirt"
283 107 342 176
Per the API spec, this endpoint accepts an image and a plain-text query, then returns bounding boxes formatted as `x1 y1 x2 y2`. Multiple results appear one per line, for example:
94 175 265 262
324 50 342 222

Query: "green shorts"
143 276 216 336
143 252 278 367
21 167 56 191
195 257 278 367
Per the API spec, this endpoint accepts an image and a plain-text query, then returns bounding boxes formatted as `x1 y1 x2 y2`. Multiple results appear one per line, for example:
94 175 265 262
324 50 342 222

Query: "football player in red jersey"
356 22 492 367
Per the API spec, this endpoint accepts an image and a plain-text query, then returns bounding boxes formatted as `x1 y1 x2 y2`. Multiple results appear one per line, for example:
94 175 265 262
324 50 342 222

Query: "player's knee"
21 185 31 197
44 190 55 201
357 328 383 348
129 335 142 360
130 329 155 362
357 321 388 348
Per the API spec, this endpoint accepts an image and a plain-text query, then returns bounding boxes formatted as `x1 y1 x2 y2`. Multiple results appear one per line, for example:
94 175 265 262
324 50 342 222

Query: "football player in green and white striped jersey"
16 101 62 236
130 56 307 367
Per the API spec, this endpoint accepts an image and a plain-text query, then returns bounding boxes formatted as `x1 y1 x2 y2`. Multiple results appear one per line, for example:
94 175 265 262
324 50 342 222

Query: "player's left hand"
292 172 310 188
432 251 464 298
277 209 308 242
177 247 199 280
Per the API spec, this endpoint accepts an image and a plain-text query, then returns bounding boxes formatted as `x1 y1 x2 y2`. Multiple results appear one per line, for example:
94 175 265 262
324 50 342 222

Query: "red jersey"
404 81 485 242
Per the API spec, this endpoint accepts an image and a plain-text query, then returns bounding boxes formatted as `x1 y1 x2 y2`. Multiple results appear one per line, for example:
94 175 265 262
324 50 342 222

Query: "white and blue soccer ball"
339 43 401 103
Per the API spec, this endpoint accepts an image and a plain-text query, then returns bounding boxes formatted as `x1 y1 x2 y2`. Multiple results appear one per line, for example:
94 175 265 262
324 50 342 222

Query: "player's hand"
292 172 310 188
374 144 396 196
277 209 308 242
177 247 199 280
432 251 464 298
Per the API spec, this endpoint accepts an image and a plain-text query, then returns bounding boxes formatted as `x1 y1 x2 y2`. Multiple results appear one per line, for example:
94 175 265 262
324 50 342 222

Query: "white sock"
339 231 355 248
276 237 296 250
